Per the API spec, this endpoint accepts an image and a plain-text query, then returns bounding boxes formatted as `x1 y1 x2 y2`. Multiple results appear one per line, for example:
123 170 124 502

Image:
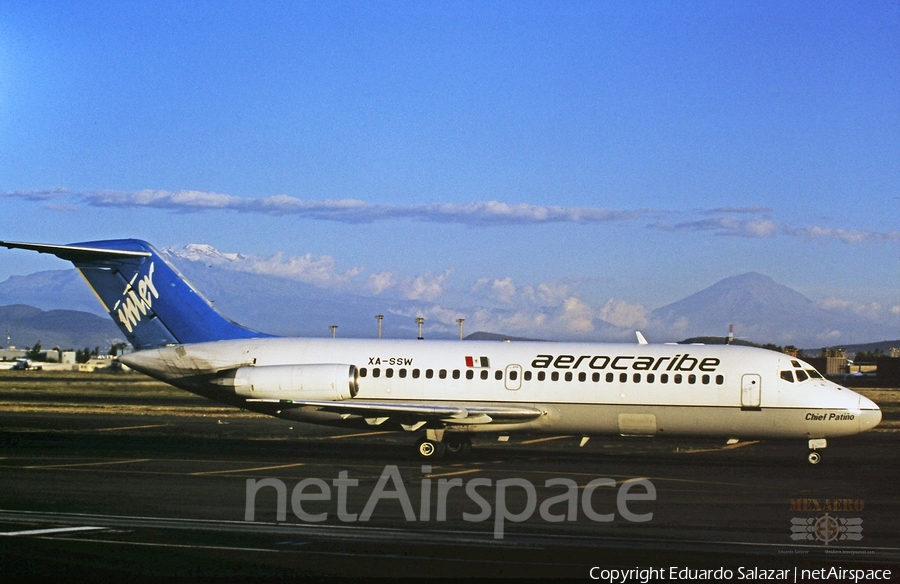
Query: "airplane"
0 238 882 464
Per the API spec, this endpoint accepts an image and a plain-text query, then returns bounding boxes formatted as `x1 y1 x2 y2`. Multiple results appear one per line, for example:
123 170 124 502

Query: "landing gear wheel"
444 435 472 457
808 451 821 465
416 437 446 459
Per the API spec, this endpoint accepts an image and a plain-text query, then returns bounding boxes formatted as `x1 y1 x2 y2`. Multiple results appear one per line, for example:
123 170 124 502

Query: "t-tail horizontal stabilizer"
0 239 272 350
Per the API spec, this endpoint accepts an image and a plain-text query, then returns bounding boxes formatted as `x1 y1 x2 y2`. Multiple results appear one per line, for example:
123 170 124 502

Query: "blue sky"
1 1 898 339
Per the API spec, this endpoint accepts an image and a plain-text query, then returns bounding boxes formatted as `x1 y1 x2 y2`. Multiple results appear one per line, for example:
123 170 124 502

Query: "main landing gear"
415 431 472 459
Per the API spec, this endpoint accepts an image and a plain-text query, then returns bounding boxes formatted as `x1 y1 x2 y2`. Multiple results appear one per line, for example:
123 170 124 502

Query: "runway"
0 372 898 578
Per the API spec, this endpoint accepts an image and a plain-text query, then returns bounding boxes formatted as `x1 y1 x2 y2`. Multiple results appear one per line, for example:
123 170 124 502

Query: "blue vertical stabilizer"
0 239 272 349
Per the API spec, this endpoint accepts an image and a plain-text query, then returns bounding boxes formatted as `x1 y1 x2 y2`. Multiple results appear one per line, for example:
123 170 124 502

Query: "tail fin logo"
112 262 159 334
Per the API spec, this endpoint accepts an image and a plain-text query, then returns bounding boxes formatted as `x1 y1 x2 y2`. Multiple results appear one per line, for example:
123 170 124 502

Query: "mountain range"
0 244 896 350
0 304 124 352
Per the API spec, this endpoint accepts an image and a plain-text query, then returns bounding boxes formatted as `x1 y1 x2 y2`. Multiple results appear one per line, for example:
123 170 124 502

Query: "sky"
1 1 899 340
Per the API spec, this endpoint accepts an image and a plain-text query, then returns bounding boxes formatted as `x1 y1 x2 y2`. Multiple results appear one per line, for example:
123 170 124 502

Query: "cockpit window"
806 369 823 379
795 370 809 382
780 370 794 382
791 360 802 368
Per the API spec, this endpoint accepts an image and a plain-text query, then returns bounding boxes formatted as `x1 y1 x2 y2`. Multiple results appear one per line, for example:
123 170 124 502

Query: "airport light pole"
457 318 465 340
330 325 338 338
416 317 424 340
375 314 383 339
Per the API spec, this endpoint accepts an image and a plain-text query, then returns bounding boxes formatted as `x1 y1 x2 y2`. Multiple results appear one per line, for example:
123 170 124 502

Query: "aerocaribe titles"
531 353 720 372
112 262 159 333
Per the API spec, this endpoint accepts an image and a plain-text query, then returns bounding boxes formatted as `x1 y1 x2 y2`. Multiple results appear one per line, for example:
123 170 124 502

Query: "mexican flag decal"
465 356 490 368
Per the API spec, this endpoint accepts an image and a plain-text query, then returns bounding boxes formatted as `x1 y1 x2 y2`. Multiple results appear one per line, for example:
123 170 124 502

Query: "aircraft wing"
244 398 544 427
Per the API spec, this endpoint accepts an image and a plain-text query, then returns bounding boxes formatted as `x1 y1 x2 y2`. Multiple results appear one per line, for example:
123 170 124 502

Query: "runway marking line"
518 436 572 445
94 424 168 432
425 468 482 478
191 462 306 476
1 526 108 537
24 458 152 469
679 440 761 454
40 536 280 553
314 430 394 440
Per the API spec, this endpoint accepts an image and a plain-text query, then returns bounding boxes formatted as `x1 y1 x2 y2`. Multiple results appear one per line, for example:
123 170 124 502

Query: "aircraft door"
505 364 522 391
741 374 761 409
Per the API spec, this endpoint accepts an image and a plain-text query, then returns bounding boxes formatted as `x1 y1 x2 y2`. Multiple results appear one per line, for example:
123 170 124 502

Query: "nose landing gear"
807 438 826 465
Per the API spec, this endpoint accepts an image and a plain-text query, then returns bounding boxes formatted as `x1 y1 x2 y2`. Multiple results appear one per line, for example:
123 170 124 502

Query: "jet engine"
228 364 359 402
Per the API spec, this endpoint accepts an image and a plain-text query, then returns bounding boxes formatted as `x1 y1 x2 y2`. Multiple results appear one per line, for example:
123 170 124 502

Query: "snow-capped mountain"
0 244 895 347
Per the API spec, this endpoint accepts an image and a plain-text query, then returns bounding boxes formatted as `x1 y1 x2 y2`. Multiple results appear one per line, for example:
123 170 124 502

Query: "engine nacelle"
230 364 358 402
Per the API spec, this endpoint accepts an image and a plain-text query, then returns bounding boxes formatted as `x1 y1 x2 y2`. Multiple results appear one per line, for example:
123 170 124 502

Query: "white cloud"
490 277 517 303
816 296 887 321
10 187 900 247
167 245 362 289
243 252 363 288
816 296 853 311
597 299 650 329
78 189 649 226
658 216 778 238
2 188 69 201
531 282 572 305
404 270 451 301
559 296 595 334
786 226 900 244
365 271 397 295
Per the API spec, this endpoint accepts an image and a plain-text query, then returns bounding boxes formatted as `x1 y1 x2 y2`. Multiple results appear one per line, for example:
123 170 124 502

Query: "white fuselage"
120 337 881 441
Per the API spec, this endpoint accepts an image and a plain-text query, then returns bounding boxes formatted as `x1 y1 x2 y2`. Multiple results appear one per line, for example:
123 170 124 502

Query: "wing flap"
245 398 543 424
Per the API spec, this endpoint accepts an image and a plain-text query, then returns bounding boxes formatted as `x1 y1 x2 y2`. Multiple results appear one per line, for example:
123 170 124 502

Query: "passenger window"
780 370 794 382
425 369 433 379
481 370 489 380
578 372 586 382
524 371 532 381
633 373 641 383
701 374 709 385
661 374 669 384
399 369 407 378
509 370 518 381
452 369 460 379
537 371 545 381
795 370 809 382
674 374 682 384
688 374 696 384
647 373 655 383
439 369 447 379
606 372 614 383
619 373 627 383
385 368 394 378
359 368 367 377
592 372 600 382
373 368 381 378
716 375 724 385
551 371 559 381
465 370 474 380
495 370 503 380
564 372 572 382
412 369 420 379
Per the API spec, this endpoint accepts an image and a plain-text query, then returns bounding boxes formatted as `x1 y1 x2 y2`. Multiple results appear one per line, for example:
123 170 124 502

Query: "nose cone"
858 395 882 432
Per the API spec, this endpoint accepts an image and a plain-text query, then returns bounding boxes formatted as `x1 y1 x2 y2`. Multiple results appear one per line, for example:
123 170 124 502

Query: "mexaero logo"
112 262 159 334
